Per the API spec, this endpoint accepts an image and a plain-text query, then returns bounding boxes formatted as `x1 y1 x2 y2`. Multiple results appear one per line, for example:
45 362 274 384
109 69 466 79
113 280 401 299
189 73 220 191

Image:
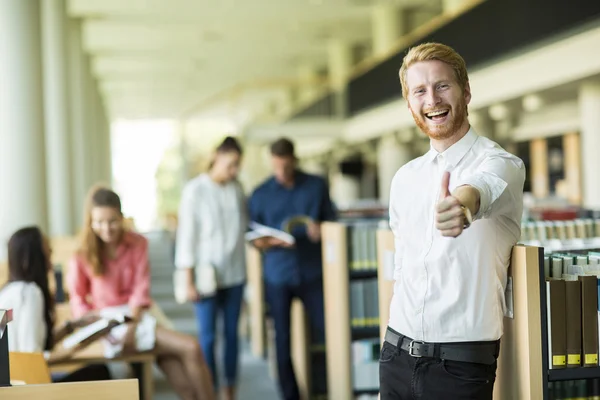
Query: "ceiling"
68 0 445 127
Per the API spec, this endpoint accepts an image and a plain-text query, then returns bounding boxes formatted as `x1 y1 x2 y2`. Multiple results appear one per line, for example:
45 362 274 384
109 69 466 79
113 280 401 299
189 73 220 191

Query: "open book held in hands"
62 314 132 349
281 215 313 234
245 221 295 245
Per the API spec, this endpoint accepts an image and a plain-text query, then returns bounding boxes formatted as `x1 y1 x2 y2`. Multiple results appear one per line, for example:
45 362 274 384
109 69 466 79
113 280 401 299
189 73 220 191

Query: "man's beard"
410 100 467 141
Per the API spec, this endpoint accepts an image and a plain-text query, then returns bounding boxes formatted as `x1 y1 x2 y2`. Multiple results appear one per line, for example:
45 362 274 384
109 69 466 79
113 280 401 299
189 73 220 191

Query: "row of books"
350 278 380 328
352 338 379 392
544 252 600 279
548 379 600 400
346 221 381 271
546 251 600 370
522 219 600 242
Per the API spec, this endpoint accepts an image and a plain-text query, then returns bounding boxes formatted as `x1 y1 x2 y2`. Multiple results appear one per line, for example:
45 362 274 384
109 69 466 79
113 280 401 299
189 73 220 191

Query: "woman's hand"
187 283 201 302
121 324 137 355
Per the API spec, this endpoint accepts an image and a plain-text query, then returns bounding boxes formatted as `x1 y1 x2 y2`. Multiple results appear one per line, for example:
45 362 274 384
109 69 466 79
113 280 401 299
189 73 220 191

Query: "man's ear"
464 81 472 105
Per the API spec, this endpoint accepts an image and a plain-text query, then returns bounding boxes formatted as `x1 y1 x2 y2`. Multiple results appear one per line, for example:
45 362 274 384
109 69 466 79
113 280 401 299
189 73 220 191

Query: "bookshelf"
493 244 600 399
246 245 266 358
321 221 382 400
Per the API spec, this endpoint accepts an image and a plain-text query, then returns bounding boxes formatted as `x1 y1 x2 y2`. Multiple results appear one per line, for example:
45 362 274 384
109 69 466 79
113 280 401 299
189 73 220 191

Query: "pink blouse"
67 231 152 318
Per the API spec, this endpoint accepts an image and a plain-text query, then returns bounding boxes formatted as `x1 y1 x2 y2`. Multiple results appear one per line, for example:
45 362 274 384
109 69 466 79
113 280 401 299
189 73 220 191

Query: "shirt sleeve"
15 285 46 352
389 173 404 281
66 256 93 318
128 238 152 311
174 183 198 269
454 153 525 220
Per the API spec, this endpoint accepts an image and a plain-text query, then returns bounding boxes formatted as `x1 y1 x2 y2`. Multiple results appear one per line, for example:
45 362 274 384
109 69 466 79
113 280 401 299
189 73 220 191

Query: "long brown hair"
78 185 123 276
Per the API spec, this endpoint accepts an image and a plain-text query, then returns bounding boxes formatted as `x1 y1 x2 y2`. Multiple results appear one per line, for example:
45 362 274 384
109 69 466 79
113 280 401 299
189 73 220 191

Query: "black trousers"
379 341 497 400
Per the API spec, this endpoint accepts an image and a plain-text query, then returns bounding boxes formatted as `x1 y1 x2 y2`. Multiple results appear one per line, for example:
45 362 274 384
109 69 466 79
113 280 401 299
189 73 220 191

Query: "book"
245 221 295 245
62 314 131 349
281 215 313 234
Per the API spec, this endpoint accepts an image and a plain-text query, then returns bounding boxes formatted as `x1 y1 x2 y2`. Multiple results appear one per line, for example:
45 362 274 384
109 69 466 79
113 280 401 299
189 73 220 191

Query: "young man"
248 137 336 400
379 43 525 400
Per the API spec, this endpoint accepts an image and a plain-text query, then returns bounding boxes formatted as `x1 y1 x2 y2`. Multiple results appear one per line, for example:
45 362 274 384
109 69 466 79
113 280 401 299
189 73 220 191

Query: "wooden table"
52 304 156 400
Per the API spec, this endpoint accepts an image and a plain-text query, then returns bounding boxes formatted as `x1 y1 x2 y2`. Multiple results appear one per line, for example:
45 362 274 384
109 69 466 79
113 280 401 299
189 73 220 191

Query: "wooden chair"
9 352 51 384
0 379 139 400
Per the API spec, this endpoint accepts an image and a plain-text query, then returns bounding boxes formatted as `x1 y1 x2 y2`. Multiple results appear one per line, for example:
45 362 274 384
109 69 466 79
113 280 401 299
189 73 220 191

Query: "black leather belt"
384 327 499 365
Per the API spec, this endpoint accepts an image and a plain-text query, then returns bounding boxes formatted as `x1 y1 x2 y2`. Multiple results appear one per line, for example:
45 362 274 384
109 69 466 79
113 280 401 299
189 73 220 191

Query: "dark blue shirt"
248 171 337 286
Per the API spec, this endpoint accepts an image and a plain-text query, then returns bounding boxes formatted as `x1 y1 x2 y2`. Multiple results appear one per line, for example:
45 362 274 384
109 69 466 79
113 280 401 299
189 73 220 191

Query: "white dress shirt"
388 128 525 342
175 173 247 288
0 281 47 352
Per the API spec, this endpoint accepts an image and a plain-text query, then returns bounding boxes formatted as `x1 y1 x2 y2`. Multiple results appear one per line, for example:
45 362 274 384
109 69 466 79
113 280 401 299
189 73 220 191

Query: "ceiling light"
522 94 544 112
488 103 509 121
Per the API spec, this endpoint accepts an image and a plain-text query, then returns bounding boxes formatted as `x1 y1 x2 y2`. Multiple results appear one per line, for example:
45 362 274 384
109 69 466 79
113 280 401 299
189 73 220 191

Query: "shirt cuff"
455 174 508 220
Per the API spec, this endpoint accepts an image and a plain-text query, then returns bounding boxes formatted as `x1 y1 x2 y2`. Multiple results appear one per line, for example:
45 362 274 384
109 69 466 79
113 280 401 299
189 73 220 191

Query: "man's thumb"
439 171 451 199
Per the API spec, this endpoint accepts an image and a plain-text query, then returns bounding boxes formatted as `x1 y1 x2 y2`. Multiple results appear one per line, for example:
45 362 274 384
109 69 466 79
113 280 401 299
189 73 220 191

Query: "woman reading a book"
0 226 111 382
67 186 215 400
175 136 247 400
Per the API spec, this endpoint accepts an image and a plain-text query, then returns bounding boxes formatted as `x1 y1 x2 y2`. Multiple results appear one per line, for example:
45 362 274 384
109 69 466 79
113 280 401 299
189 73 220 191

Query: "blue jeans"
265 279 325 400
193 283 244 390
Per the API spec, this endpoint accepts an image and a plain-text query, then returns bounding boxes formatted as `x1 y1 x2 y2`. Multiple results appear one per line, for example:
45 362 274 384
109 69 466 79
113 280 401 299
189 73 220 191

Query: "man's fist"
436 171 467 238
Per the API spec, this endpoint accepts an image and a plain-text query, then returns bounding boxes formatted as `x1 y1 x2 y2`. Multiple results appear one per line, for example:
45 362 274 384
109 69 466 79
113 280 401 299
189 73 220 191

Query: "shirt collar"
424 127 479 167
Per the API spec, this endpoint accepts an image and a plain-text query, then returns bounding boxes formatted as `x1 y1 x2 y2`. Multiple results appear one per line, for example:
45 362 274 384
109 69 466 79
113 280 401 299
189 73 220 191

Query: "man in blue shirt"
249 137 336 400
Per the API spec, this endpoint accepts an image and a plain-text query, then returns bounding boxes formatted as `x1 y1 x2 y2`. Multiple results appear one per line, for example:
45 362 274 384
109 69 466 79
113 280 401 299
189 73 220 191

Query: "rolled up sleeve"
175 184 198 269
455 154 524 220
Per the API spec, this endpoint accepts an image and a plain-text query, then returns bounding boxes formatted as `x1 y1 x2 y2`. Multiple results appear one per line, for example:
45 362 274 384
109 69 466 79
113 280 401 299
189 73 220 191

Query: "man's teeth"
426 110 448 117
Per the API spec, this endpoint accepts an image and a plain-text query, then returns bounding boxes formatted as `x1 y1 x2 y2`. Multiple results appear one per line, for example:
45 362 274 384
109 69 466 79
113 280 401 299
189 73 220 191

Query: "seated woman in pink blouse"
67 186 215 400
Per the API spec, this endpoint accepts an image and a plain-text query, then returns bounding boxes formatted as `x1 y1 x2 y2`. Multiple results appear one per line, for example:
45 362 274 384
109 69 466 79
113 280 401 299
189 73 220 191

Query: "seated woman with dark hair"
0 226 110 382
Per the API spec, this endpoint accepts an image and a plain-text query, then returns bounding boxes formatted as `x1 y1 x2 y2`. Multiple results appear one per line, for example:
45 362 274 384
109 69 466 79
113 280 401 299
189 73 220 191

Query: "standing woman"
67 187 215 400
175 136 247 400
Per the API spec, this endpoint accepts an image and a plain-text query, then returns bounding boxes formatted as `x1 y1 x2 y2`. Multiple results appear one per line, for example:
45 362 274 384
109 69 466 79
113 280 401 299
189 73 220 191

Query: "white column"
377 135 412 205
327 39 352 92
100 103 113 185
0 0 48 259
42 0 74 236
371 4 403 57
331 173 360 209
579 81 600 209
69 19 94 229
470 109 495 138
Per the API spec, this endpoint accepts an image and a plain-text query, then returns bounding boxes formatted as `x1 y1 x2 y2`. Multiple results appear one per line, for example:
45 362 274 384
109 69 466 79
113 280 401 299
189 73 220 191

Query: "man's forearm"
453 185 481 217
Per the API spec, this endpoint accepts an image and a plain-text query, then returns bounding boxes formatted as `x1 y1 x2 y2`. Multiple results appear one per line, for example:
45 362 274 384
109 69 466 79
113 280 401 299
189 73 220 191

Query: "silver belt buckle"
408 340 425 358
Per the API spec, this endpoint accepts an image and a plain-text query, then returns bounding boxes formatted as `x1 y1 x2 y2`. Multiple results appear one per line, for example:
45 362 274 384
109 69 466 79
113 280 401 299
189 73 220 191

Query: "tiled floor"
146 231 280 400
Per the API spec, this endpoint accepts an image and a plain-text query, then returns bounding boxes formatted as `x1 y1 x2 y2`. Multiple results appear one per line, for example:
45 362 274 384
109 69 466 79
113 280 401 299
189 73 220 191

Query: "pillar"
530 138 549 199
0 0 48 259
563 132 582 205
69 19 94 229
371 4 403 58
377 135 412 205
579 82 600 209
42 0 74 236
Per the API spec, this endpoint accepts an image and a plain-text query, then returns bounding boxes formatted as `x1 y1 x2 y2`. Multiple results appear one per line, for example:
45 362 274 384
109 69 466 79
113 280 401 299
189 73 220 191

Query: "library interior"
2 0 600 399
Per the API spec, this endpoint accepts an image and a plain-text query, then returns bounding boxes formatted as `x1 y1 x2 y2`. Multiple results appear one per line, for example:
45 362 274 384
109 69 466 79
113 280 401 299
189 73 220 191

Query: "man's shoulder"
251 176 276 197
392 153 430 181
475 136 525 168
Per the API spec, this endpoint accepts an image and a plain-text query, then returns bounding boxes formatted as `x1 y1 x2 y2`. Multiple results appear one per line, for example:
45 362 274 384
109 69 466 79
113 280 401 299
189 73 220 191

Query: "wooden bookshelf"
493 245 544 400
322 222 352 399
246 244 266 358
321 221 382 399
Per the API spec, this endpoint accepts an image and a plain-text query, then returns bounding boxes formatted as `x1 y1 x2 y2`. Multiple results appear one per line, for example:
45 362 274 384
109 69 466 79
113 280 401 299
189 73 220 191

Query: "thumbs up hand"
436 171 468 238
